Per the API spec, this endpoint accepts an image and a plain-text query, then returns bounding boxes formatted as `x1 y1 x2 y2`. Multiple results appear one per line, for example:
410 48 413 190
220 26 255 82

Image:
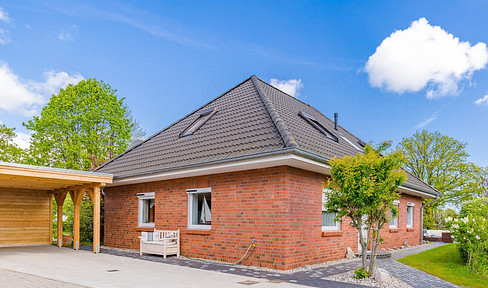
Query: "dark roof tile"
96 76 438 196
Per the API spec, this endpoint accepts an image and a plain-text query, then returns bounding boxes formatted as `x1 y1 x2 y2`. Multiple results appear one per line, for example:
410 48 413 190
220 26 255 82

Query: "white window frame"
389 200 399 229
407 202 415 228
322 190 340 231
137 192 155 228
186 187 212 230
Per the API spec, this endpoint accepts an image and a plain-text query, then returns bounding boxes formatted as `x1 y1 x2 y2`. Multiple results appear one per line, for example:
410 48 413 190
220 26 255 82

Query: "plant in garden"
325 144 406 276
446 198 488 278
354 268 369 279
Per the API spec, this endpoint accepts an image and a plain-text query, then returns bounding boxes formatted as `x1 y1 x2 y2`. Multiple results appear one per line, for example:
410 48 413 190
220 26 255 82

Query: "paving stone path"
0 268 87 288
82 242 460 288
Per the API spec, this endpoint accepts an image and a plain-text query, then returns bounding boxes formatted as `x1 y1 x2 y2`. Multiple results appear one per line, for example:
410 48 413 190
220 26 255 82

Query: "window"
180 108 217 137
339 134 363 152
389 200 399 229
322 190 340 231
407 203 415 228
137 192 155 227
299 111 338 142
187 188 212 229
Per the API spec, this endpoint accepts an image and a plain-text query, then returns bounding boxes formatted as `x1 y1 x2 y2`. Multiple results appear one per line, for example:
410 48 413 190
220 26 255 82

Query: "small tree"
325 144 406 276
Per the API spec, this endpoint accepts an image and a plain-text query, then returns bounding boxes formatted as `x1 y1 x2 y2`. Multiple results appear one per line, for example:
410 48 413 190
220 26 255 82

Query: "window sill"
322 231 343 237
187 229 211 235
407 227 415 232
135 227 155 232
389 228 399 233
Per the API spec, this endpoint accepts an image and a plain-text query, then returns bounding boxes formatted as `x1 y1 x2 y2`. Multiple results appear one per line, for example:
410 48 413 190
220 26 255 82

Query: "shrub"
354 268 369 279
446 198 488 278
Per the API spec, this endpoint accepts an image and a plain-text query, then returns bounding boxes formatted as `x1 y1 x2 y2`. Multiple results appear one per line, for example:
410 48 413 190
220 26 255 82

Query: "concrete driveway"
0 245 309 288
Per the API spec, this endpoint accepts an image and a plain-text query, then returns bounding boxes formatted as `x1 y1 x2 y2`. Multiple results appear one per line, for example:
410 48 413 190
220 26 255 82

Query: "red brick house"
96 76 438 270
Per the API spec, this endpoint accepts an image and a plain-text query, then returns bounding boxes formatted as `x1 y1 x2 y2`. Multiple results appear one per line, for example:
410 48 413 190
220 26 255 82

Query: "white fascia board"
398 185 436 199
108 154 331 187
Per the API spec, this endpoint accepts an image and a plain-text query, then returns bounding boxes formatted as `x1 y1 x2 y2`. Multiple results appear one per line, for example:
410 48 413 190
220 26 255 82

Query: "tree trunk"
368 232 378 276
357 226 366 270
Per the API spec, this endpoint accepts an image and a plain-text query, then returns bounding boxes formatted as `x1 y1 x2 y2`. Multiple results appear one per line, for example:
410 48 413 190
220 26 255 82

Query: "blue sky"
0 1 487 167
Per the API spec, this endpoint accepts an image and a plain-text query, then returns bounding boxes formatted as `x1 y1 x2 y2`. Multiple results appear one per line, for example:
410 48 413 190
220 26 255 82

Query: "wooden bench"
139 229 180 258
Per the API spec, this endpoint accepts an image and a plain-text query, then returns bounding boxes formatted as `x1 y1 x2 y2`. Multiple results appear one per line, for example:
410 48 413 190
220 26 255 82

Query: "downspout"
421 197 441 243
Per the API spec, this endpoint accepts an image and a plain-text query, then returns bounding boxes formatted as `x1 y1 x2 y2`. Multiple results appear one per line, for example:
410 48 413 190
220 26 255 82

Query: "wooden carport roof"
0 162 113 253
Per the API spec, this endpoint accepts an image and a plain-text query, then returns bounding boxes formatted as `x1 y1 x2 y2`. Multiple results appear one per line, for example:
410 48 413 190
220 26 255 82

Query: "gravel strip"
325 270 412 288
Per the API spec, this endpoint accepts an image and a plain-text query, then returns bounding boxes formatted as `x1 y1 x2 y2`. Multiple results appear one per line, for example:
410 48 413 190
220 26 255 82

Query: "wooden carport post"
53 191 67 247
69 188 85 250
88 186 101 253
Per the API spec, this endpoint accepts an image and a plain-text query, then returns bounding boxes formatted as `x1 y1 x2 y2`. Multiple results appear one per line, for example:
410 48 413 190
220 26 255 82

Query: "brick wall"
381 194 423 249
104 166 423 270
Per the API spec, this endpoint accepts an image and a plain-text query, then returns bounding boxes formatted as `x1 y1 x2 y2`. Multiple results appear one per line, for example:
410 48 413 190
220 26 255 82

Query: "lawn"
398 243 488 288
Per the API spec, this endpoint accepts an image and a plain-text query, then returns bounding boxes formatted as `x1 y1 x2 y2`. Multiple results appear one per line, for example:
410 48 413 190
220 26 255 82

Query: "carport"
0 162 112 253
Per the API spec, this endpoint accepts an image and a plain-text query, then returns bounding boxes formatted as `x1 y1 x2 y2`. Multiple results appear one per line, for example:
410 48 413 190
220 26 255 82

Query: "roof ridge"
257 77 366 145
95 76 256 171
251 75 298 148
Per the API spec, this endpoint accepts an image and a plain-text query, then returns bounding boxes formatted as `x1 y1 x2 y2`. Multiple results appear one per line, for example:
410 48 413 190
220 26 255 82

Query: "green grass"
398 243 488 288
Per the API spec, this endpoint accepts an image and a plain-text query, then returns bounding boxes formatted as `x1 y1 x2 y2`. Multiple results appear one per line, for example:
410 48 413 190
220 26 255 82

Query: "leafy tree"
325 144 406 276
397 130 487 206
24 79 132 171
0 124 25 163
25 79 137 243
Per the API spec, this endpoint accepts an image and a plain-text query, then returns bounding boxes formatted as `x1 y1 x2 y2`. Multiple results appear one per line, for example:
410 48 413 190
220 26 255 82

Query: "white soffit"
108 154 331 187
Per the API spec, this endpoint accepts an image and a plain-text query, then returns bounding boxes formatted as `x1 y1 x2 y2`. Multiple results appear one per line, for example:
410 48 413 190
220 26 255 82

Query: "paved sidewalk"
92 242 459 288
0 245 363 288
0 268 88 288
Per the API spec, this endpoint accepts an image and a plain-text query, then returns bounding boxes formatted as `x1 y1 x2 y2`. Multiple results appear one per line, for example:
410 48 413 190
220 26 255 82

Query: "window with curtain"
322 190 340 231
407 204 414 228
187 188 212 229
137 192 155 227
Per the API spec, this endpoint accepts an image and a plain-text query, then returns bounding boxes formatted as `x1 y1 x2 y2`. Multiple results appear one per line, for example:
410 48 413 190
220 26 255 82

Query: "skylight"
339 134 363 152
180 108 217 137
298 111 338 142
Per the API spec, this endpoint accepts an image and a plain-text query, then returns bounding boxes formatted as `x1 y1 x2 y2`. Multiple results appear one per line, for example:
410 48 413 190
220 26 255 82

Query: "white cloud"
270 78 304 97
365 18 488 99
0 62 83 116
0 7 9 22
13 131 31 149
0 28 10 44
416 113 438 129
474 94 488 106
58 32 73 41
58 24 77 41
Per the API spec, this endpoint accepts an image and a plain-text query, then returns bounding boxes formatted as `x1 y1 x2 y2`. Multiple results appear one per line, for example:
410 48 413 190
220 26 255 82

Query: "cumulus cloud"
415 112 438 129
0 62 83 116
474 94 488 106
270 78 304 97
365 18 488 98
0 7 9 22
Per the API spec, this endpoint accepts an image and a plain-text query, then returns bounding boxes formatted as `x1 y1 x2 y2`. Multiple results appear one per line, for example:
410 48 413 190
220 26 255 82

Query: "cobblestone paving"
83 243 460 288
0 268 87 288
377 260 459 288
81 246 368 288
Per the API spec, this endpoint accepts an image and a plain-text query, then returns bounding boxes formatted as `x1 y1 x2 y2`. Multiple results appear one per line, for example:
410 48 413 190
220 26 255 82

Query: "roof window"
298 111 338 142
339 134 363 152
180 108 217 137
